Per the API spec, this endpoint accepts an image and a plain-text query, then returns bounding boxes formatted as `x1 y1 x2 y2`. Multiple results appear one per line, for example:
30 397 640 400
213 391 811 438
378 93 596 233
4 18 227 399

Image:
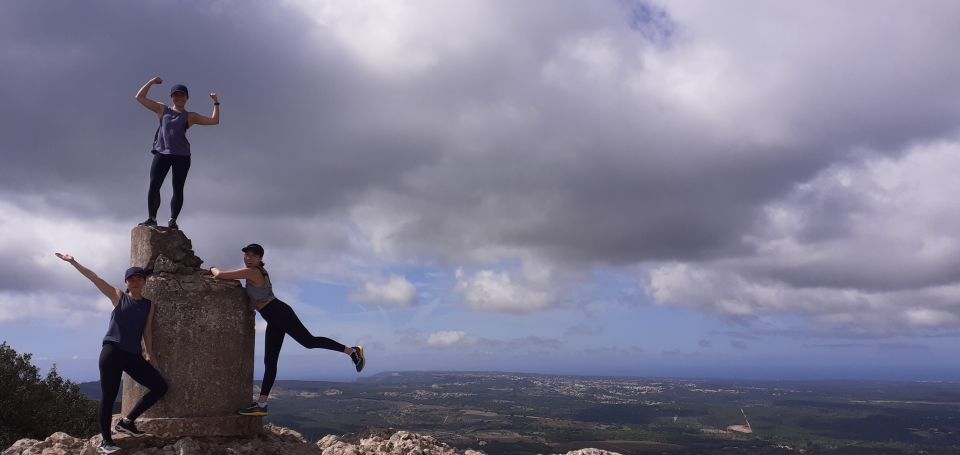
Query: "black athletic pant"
147 153 191 220
98 342 168 443
258 299 346 397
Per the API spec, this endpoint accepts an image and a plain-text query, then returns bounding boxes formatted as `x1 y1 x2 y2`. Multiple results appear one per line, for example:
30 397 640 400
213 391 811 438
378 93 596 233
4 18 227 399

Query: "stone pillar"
122 226 260 437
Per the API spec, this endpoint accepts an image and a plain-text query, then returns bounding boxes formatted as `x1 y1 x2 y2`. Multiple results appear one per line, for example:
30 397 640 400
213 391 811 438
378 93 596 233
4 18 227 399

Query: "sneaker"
168 218 179 229
115 418 145 437
138 218 157 226
350 345 365 373
98 441 121 454
238 402 268 416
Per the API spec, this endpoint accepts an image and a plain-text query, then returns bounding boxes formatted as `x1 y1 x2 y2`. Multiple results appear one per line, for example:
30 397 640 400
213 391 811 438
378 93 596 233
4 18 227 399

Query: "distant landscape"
81 371 960 454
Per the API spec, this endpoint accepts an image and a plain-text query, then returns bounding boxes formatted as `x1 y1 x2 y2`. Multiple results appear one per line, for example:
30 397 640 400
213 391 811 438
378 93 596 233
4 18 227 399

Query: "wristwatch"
214 102 221 106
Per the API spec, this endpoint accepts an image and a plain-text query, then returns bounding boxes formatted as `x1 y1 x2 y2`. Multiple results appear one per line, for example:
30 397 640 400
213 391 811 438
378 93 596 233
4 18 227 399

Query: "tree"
0 342 98 448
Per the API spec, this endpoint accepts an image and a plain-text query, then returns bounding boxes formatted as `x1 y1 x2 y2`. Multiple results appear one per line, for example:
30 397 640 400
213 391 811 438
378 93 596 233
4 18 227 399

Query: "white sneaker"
98 441 121 454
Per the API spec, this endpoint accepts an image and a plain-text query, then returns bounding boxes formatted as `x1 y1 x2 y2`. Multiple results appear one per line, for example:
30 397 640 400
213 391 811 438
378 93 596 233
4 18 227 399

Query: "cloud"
646 141 960 333
426 330 470 347
0 290 109 327
454 265 555 313
730 340 750 351
349 275 418 307
3 0 960 340
400 329 560 353
698 339 713 348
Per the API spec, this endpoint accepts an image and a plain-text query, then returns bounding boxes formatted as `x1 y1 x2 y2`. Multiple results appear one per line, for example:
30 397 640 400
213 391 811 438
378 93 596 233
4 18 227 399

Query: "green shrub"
0 341 98 448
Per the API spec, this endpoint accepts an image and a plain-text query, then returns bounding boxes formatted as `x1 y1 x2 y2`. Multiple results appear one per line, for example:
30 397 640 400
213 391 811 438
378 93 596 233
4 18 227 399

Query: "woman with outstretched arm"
55 253 168 454
209 243 365 416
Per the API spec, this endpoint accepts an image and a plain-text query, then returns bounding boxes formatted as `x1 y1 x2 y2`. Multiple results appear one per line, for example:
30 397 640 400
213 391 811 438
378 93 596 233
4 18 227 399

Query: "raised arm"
135 77 166 116
189 93 220 126
55 253 122 307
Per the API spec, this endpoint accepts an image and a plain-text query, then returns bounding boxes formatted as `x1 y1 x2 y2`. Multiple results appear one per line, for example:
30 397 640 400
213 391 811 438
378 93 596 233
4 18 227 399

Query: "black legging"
147 154 191 220
258 299 346 397
98 342 168 443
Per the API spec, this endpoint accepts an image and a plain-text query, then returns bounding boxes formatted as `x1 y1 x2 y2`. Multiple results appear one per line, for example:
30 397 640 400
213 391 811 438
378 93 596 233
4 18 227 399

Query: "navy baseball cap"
170 84 189 97
242 243 265 256
124 266 149 281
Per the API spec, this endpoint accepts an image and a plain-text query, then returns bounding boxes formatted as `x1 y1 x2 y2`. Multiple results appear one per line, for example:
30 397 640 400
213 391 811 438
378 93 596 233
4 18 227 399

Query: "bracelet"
214 102 220 106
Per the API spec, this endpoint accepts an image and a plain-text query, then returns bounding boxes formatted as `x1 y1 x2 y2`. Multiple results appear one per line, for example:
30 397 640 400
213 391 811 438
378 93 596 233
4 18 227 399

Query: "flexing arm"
55 253 122 307
143 300 156 364
189 93 220 126
135 77 166 115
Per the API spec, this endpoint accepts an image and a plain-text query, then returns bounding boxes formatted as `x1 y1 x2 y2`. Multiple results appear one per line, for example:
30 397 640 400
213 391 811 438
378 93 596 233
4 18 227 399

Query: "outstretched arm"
135 77 166 116
210 266 258 281
55 253 122 307
189 93 220 126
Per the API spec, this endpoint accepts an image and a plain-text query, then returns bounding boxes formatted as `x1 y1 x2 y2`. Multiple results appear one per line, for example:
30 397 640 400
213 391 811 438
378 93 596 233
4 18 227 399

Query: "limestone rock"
3 426 621 455
0 438 38 455
315 428 479 455
1 432 90 455
154 253 179 274
261 424 307 443
131 226 203 270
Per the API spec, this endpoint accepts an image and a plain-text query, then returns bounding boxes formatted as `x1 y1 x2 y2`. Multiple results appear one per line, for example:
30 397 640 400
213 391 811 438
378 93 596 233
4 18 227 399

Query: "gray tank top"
245 266 276 307
154 106 191 156
102 293 152 354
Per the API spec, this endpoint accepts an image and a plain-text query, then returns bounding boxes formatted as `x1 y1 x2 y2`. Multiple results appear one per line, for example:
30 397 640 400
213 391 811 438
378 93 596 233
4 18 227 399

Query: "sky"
3 0 960 383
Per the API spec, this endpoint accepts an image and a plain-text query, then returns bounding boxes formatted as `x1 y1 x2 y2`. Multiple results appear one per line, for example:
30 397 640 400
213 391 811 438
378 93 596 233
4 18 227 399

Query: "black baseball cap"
170 84 189 97
124 266 149 281
242 243 265 256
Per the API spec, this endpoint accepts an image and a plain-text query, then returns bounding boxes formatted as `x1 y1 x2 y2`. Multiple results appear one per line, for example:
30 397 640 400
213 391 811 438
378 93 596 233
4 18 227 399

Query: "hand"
209 93 219 103
55 252 76 263
150 76 163 85
210 267 220 277
144 352 156 366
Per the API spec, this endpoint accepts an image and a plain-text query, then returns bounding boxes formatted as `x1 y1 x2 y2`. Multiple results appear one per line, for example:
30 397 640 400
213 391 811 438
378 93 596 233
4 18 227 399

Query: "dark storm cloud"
4 0 960 329
6 1 960 267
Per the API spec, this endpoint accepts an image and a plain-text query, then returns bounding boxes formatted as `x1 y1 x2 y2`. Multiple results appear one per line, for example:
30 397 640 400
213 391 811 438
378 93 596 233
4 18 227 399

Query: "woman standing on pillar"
55 253 168 454
135 76 220 229
209 243 365 416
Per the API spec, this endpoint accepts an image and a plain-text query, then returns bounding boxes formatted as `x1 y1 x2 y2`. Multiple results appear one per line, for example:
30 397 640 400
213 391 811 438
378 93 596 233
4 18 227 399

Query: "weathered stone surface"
154 253 179 273
123 226 256 437
112 414 262 439
131 226 203 270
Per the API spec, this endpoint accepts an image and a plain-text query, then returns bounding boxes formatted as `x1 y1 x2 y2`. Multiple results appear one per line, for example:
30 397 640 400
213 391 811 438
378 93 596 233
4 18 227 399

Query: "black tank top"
102 293 151 354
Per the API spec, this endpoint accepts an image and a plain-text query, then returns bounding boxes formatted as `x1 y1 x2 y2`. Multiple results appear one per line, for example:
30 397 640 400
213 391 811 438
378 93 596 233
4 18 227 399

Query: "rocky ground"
2 425 621 455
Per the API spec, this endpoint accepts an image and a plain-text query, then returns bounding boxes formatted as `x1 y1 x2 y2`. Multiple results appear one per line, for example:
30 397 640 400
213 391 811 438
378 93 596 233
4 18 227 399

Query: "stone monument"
122 226 260 437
